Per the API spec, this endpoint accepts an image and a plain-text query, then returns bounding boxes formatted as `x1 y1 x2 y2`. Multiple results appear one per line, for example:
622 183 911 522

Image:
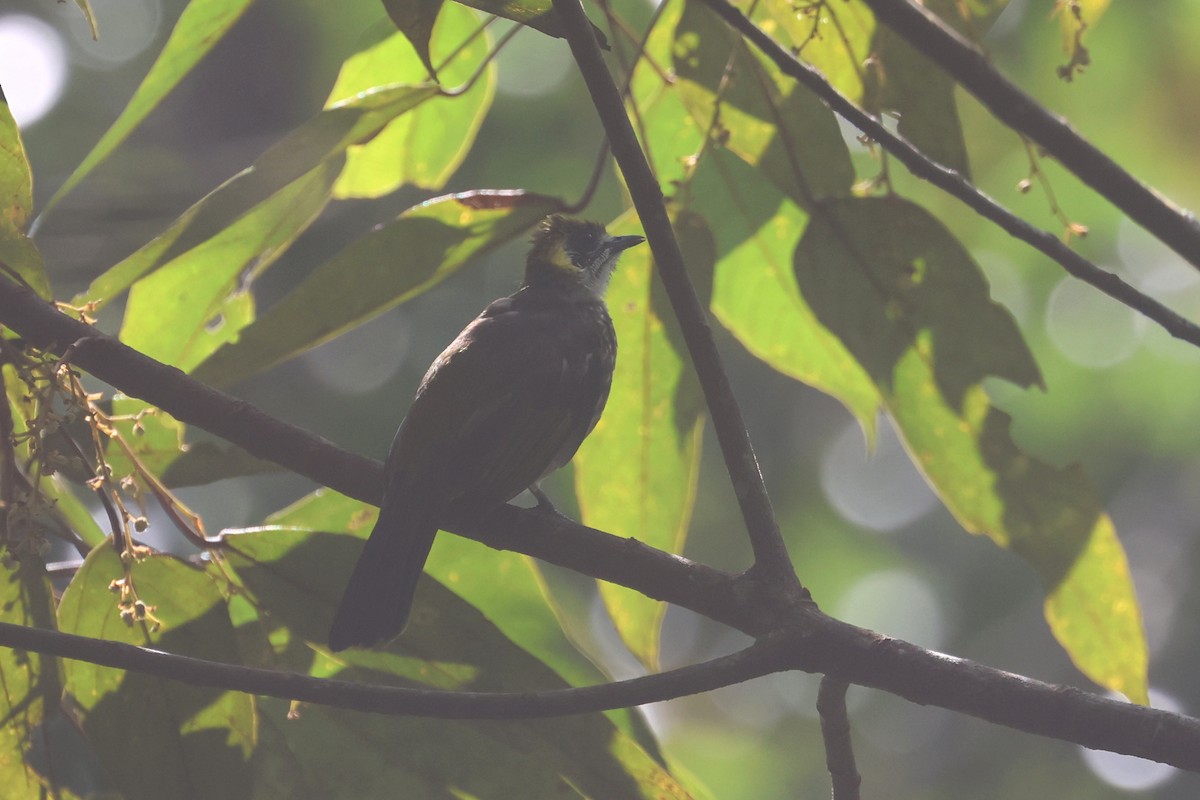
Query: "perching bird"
328 215 644 651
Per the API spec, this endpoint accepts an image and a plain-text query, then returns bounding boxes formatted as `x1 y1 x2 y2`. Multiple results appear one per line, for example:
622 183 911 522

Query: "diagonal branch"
860 0 1200 271
551 0 802 588
698 0 1200 349
2 278 1200 767
817 676 862 800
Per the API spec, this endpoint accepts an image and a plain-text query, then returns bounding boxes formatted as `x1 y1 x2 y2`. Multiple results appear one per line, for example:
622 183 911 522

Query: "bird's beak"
609 234 645 253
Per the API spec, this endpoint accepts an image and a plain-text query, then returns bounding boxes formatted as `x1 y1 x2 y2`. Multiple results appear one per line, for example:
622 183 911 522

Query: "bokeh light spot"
820 418 938 532
0 15 69 126
303 309 411 396
1045 277 1143 368
836 569 946 649
1080 689 1180 791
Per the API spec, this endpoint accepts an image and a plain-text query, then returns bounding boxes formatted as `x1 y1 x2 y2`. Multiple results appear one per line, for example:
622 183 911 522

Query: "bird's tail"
327 501 438 652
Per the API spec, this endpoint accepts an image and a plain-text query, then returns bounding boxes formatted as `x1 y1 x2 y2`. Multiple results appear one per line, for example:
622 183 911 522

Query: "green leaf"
118 160 338 372
330 6 496 198
0 557 63 797
863 0 971 177
691 150 879 434
574 211 705 670
74 83 437 311
219 527 694 799
758 0 875 100
191 190 561 387
673 0 855 208
382 0 445 77
58 542 255 800
793 195 1147 703
42 0 256 217
0 94 50 298
264 489 619 701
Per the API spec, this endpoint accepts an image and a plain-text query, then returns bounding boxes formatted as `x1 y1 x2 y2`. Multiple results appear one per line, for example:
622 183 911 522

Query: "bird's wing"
388 296 613 510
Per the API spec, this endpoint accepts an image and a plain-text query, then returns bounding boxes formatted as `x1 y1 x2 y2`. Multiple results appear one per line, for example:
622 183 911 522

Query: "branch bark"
0 280 1199 768
551 0 801 588
860 0 1200 272
698 0 1200 349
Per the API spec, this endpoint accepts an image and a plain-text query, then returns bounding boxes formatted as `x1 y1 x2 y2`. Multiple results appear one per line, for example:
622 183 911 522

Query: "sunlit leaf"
75 82 435 311
674 0 854 208
793 195 1147 702
42 0 257 216
0 94 50 298
691 150 879 434
0 557 63 797
191 190 561 387
758 0 875 101
219 527 695 798
331 6 495 198
58 542 255 799
574 211 706 669
118 160 338 372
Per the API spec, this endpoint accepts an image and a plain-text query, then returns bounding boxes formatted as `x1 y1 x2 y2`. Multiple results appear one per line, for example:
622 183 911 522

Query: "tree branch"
698 0 1200 349
818 676 861 800
0 621 787 718
1 279 1199 767
551 0 801 588
859 0 1200 272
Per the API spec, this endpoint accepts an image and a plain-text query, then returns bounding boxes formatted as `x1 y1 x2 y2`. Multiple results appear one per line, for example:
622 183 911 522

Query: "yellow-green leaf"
58 542 255 799
793 195 1147 702
574 211 706 669
330 6 495 198
191 190 561 387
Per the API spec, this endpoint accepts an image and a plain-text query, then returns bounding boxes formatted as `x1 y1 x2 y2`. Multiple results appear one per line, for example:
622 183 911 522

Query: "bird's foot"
529 484 570 520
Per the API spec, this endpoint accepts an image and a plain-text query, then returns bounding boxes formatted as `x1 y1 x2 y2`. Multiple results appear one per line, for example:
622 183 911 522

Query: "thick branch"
551 0 800 587
861 0 1200 271
0 280 1199 767
0 621 786 718
698 0 1200 348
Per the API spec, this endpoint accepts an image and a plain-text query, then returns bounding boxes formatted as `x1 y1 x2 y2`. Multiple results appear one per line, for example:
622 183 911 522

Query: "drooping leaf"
573 211 706 669
58 542 256 800
331 6 495 198
42 0 257 216
691 150 879 435
793 195 1147 702
75 83 436 311
218 526 695 799
382 0 445 76
71 0 100 40
191 190 561 387
0 94 50 298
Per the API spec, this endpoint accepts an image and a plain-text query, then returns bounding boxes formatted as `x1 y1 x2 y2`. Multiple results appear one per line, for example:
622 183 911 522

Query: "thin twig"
698 0 1200 349
551 0 803 589
0 620 787 718
860 0 1200 271
817 676 861 800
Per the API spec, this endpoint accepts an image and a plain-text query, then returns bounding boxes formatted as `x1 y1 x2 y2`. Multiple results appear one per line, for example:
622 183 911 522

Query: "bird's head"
525 215 644 295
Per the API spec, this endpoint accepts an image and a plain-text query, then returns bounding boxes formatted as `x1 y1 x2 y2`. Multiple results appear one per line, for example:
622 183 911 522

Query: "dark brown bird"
328 215 644 650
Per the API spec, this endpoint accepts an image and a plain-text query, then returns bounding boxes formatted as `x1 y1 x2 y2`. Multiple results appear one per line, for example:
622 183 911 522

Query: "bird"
328 215 645 651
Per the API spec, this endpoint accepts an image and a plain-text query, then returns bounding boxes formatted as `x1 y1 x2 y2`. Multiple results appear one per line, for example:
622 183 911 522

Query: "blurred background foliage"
3 0 1200 797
